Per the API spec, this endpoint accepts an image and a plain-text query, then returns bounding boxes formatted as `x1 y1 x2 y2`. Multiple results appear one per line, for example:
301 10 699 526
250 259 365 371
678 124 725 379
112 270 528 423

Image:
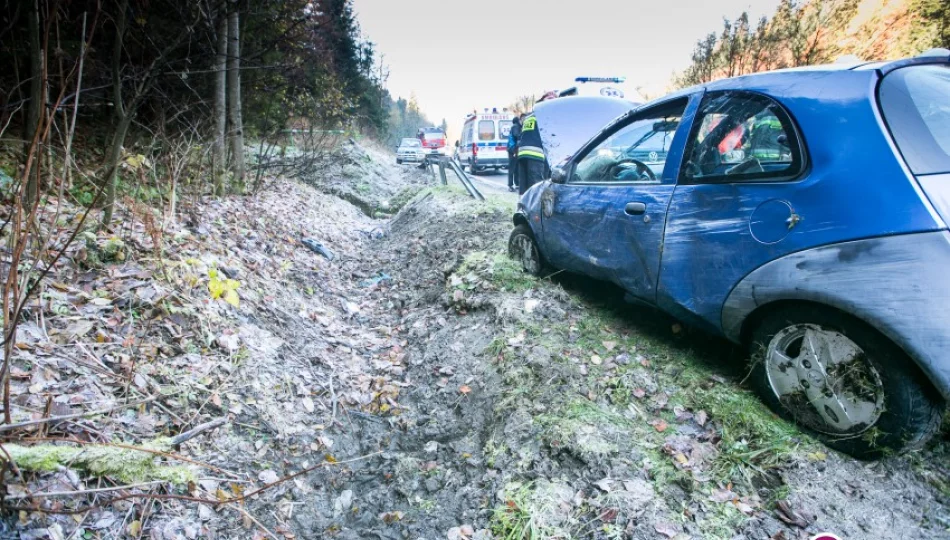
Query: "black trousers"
507 152 518 188
518 158 545 195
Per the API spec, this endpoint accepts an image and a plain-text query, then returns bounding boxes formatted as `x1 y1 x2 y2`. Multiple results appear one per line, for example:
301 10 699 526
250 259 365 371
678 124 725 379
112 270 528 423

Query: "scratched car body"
509 51 950 457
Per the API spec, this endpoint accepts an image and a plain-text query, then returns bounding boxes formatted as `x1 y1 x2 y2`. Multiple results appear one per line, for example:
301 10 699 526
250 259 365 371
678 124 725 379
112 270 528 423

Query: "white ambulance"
455 108 513 175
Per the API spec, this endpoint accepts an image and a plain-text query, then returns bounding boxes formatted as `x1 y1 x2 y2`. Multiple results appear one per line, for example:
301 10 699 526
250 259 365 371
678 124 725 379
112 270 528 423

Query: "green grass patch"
491 481 576 540
454 249 536 294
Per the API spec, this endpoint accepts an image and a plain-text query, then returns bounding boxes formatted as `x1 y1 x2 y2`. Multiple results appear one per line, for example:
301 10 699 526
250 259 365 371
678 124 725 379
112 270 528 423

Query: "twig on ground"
4 480 167 500
0 396 157 432
227 502 280 540
170 417 227 446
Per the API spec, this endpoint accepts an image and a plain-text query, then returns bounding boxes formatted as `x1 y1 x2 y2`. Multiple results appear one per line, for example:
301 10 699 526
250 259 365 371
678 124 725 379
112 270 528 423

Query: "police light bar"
575 77 627 83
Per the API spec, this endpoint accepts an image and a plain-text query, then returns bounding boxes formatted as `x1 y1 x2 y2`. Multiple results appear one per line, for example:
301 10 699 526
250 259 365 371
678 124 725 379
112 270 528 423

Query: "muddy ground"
5 146 950 540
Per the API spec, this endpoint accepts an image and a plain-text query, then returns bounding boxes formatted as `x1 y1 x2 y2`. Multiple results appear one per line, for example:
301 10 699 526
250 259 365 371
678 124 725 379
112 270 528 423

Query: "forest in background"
0 0 430 216
676 0 950 88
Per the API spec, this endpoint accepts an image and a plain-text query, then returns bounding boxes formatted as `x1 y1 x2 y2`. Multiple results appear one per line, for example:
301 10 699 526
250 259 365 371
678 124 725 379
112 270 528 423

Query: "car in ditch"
509 49 950 457
396 138 425 165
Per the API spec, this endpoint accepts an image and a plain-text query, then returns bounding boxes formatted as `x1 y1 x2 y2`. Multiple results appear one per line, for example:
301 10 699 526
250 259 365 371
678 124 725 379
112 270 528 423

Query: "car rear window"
401 139 420 147
423 132 444 141
478 120 495 141
499 120 512 139
879 65 950 175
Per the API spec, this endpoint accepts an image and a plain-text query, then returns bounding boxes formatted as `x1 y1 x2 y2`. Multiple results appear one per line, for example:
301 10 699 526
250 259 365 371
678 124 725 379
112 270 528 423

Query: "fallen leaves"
458 384 472 395
379 510 404 523
775 500 813 529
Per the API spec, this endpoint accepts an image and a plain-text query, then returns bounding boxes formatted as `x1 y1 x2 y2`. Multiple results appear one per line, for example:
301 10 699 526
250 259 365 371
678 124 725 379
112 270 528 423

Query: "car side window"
569 98 688 185
681 92 804 183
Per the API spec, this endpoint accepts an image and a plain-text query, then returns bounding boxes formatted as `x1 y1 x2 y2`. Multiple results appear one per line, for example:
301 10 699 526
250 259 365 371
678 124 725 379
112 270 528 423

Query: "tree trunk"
212 10 228 196
227 7 245 192
24 0 43 210
102 0 130 228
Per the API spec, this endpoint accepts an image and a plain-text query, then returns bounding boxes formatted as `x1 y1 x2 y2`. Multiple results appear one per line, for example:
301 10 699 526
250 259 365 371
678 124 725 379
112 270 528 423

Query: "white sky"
352 0 783 141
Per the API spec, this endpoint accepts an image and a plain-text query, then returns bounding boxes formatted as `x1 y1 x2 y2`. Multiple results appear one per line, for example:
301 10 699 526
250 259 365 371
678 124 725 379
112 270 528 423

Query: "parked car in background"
396 138 425 165
417 127 447 156
509 50 950 457
457 108 513 175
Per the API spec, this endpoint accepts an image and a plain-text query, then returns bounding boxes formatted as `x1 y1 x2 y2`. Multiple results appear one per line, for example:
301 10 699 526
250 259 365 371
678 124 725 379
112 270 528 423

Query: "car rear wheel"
507 224 545 277
396 158 402 165
748 305 944 458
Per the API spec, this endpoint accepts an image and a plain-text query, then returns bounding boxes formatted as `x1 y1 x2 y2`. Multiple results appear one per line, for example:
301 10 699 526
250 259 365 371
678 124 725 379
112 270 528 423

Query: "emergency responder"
517 112 545 195
507 116 522 192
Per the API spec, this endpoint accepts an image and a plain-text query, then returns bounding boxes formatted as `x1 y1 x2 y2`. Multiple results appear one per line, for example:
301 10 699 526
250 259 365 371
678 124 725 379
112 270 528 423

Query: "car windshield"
880 65 950 175
400 139 420 147
610 120 678 155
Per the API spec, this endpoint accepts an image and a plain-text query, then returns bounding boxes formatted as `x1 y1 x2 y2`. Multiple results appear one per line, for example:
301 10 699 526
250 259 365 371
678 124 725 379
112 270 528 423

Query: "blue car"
509 50 950 457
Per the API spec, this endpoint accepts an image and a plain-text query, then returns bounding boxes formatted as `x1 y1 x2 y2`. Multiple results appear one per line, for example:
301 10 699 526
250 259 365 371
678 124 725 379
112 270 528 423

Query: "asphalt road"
466 168 518 196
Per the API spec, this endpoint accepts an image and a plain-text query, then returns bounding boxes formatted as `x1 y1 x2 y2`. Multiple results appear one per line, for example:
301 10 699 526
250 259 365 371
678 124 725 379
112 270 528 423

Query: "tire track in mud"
281 190 513 539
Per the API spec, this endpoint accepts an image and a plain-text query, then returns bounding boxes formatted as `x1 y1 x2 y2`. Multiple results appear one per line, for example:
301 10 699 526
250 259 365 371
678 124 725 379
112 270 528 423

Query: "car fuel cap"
750 200 797 244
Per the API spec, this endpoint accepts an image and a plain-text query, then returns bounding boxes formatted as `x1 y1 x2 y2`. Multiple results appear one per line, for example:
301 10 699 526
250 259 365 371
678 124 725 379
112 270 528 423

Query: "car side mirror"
551 166 567 184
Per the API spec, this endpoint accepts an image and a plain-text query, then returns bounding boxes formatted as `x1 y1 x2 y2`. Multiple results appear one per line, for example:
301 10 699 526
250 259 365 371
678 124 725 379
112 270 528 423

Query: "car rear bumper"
398 154 425 162
722 231 950 399
472 155 509 167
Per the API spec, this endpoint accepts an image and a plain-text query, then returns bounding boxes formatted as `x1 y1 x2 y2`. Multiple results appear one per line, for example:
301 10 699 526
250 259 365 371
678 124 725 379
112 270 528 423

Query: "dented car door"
541 95 700 301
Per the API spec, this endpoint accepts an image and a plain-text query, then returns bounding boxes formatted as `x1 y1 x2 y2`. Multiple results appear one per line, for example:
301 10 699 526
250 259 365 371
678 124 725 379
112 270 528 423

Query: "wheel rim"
511 234 541 275
764 324 884 436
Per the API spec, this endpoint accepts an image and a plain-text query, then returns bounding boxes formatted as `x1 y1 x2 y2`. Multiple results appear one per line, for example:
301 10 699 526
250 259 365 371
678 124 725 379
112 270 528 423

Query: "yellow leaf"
325 454 338 464
224 289 240 308
128 520 142 536
209 279 225 299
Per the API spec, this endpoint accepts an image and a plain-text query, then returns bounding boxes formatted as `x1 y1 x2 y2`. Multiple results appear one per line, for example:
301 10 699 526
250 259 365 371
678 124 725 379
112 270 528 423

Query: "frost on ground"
3 143 950 539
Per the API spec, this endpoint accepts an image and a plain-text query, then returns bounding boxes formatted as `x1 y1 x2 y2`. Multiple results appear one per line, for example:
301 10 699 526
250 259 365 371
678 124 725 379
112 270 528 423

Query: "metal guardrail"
425 156 484 201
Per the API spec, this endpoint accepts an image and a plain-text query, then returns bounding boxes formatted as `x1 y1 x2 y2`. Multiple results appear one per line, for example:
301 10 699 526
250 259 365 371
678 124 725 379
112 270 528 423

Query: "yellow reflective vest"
517 115 545 161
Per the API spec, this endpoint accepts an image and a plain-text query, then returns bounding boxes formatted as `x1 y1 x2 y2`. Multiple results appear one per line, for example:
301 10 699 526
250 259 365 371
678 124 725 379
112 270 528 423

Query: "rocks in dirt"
526 345 552 369
447 524 485 540
301 237 335 260
333 489 354 516
258 469 280 484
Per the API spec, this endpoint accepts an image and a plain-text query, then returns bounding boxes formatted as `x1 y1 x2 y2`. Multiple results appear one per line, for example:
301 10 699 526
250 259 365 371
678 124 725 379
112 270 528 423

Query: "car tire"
507 224 547 277
396 159 402 165
748 305 944 458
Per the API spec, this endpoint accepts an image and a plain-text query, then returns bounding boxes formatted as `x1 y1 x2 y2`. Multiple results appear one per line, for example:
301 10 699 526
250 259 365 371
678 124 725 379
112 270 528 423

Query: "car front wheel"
508 224 545 277
748 305 944 458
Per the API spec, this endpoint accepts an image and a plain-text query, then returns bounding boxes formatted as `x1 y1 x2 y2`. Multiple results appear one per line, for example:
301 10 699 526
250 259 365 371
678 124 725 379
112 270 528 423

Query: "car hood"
534 96 638 167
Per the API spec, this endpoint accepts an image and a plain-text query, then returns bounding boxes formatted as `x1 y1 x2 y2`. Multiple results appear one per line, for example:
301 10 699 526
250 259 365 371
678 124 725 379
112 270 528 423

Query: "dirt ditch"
222 185 950 539
5 150 950 539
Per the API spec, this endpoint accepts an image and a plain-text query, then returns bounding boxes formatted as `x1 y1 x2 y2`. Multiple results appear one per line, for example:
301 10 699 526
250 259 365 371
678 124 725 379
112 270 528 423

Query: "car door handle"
624 202 647 216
